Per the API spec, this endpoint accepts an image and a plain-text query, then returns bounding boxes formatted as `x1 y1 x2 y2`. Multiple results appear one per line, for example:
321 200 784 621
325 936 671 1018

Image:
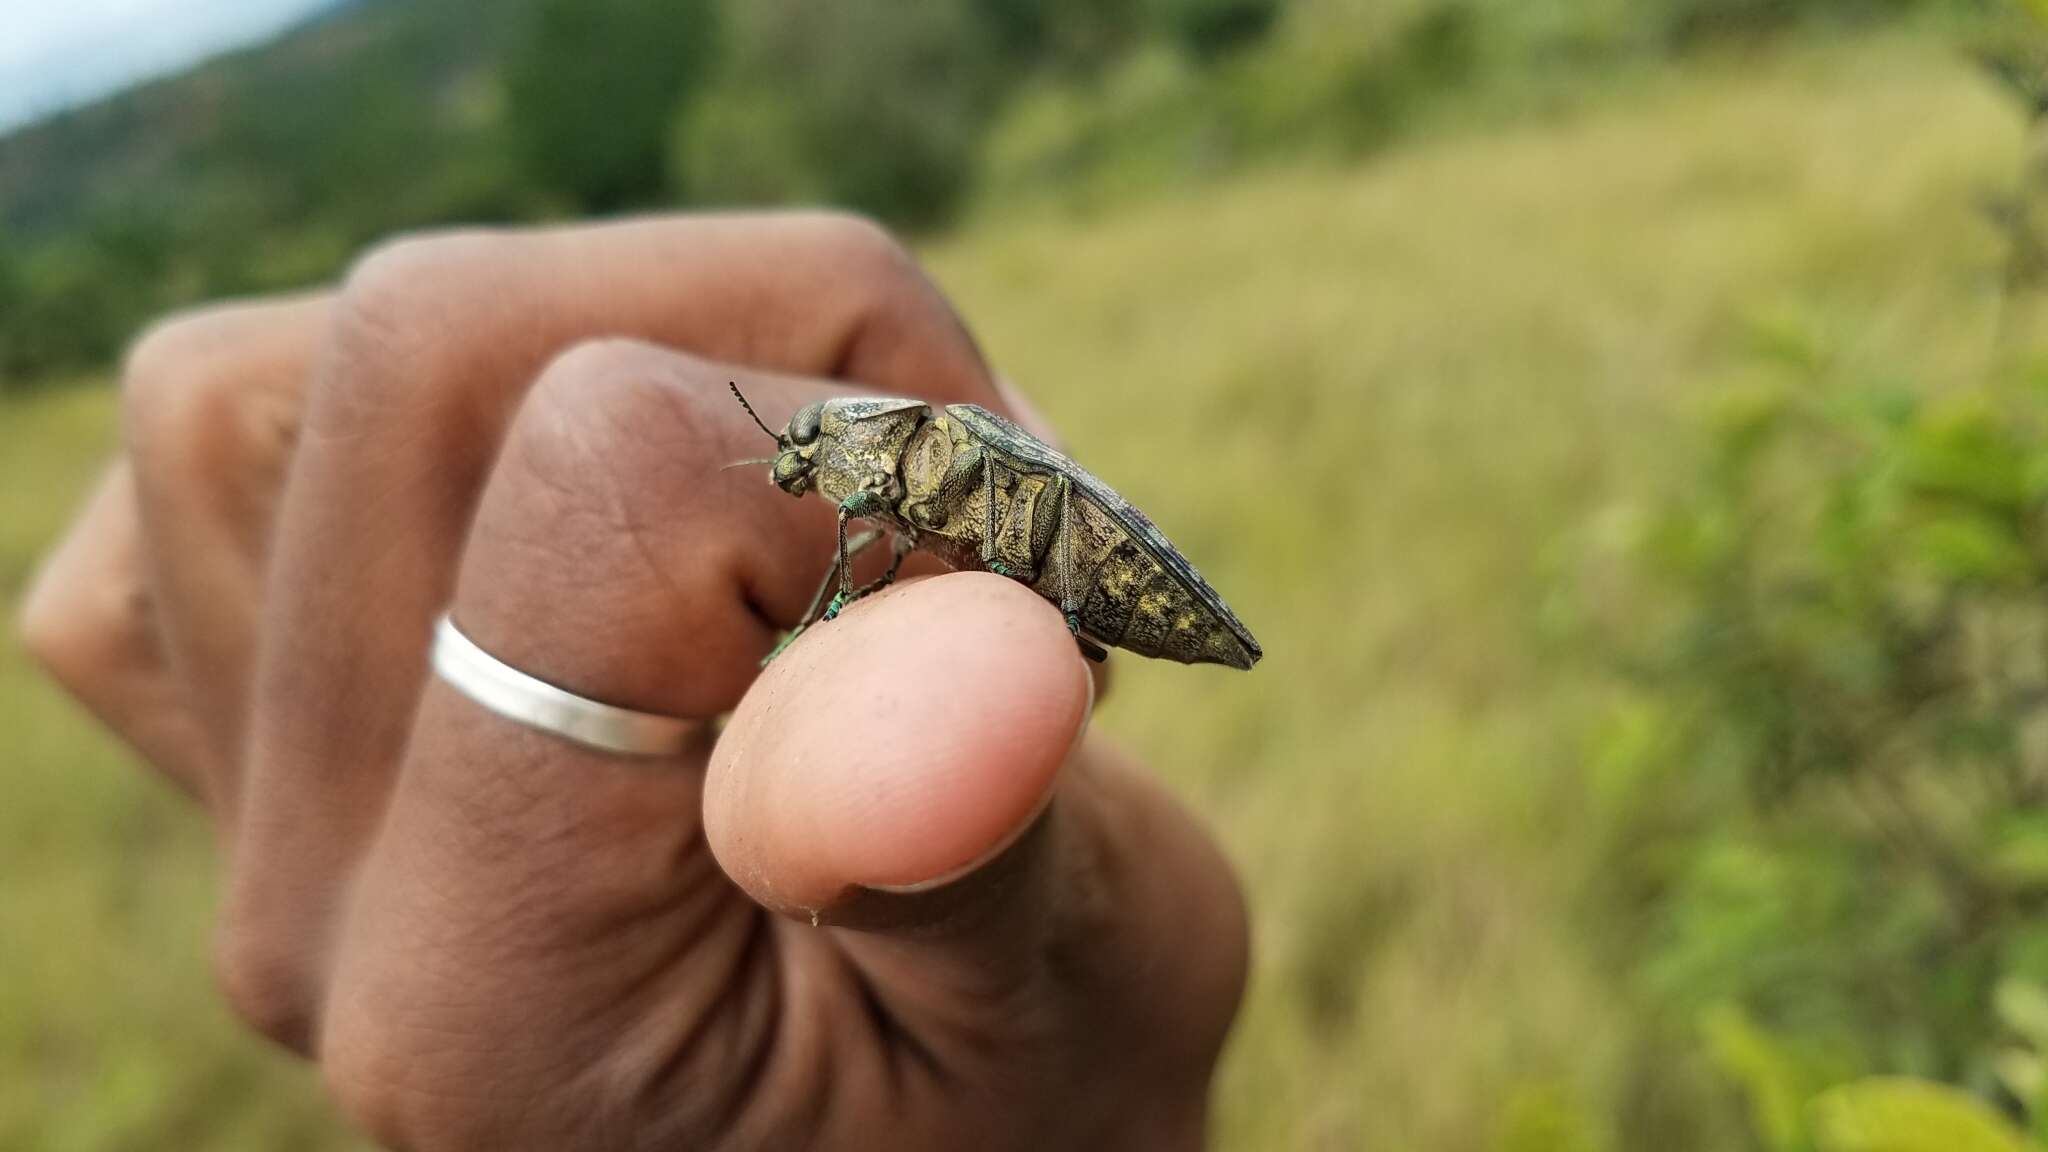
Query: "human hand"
19 214 1248 1150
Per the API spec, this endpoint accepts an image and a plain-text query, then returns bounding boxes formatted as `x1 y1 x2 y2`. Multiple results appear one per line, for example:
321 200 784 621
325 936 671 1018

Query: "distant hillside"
0 0 1964 388
0 0 536 246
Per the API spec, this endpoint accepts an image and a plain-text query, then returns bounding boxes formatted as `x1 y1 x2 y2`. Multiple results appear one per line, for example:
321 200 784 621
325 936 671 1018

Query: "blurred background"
11 0 2048 1148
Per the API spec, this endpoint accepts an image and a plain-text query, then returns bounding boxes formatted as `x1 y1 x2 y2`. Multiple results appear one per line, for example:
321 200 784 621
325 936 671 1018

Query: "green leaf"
1703 1005 1818 1152
1899 402 2032 510
1999 980 2048 1050
1810 1078 2033 1152
1995 1049 2044 1113
1988 819 2048 892
1494 1081 1607 1152
1908 512 2030 585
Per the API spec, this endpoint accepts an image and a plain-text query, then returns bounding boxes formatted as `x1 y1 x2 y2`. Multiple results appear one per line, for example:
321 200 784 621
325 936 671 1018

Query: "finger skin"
18 212 1245 1149
706 571 1089 911
230 213 1005 1049
123 294 329 804
315 357 986 1148
322 346 1241 1150
18 462 217 799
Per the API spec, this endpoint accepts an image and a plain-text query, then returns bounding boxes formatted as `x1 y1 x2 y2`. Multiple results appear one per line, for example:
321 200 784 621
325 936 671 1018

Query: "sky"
0 0 334 132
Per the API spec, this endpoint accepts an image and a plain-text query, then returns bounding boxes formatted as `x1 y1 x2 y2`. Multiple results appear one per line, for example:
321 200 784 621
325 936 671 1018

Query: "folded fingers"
225 212 1006 1050
19 462 218 800
120 294 330 811
322 343 859 1146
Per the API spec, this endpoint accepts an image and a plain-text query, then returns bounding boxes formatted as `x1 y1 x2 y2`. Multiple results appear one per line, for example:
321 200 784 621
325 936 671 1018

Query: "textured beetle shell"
947 405 1260 669
799 396 1261 670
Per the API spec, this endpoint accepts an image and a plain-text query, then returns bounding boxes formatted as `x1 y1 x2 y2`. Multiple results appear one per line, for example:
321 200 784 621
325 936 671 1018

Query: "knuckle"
211 914 315 1051
326 229 511 424
121 317 224 451
120 315 269 482
473 342 738 625
17 551 145 695
794 211 987 392
340 229 506 325
16 577 87 685
121 316 204 406
807 210 920 288
514 338 716 487
530 336 676 405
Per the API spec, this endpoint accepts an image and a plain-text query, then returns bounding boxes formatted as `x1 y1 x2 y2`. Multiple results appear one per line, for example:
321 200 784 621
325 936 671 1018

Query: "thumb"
703 571 1090 922
706 569 1247 1107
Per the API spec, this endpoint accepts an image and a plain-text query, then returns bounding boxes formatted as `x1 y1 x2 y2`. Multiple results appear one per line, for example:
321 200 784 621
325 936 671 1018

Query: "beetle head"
728 383 820 498
770 401 824 497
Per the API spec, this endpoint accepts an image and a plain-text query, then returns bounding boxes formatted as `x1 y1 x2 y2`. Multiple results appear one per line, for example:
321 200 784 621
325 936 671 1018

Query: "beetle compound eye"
789 402 824 446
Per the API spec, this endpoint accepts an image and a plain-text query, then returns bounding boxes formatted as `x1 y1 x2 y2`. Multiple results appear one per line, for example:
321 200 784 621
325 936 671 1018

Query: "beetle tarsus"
852 530 915 600
765 529 885 665
1064 611 1108 662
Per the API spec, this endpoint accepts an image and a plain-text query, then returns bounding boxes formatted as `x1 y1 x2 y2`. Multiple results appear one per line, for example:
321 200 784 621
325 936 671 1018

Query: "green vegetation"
13 13 2048 1148
0 0 1994 388
506 0 722 210
0 387 354 1148
962 34 2022 1145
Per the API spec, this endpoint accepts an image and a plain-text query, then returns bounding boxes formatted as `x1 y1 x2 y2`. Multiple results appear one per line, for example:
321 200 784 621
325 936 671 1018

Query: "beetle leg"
824 490 887 621
854 529 917 600
1050 475 1082 629
979 455 1033 580
762 528 882 666
1044 474 1108 663
982 453 1003 574
806 528 880 625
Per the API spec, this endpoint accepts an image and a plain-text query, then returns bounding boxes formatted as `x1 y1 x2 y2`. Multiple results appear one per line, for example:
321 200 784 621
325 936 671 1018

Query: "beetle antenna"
729 382 779 443
720 457 778 471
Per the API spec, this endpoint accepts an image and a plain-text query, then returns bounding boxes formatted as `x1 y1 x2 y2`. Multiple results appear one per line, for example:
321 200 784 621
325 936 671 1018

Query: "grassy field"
0 30 2027 1151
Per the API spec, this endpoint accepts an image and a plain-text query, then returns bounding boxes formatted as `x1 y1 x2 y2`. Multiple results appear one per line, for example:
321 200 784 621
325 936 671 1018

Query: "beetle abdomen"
1050 492 1259 670
894 406 1259 669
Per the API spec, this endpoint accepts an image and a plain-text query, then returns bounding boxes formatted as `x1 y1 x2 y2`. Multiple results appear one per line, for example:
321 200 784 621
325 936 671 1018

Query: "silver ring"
430 614 694 758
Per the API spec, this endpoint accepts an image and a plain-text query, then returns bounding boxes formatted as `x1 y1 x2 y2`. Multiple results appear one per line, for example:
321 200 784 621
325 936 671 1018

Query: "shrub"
1655 0 1967 47
1586 356 2048 1137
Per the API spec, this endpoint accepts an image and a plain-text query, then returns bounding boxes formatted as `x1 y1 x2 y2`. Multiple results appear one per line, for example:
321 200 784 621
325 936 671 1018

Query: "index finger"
225 213 1007 1049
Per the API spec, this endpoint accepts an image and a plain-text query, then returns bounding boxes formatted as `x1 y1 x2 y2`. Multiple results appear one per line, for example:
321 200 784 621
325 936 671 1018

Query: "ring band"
430 614 694 758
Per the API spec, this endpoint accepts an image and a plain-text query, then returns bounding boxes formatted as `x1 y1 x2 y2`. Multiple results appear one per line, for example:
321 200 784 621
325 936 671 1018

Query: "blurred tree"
669 84 822 209
507 0 721 211
973 0 1149 73
0 207 177 387
673 0 999 229
1152 0 1283 61
0 238 26 385
1655 0 1931 46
